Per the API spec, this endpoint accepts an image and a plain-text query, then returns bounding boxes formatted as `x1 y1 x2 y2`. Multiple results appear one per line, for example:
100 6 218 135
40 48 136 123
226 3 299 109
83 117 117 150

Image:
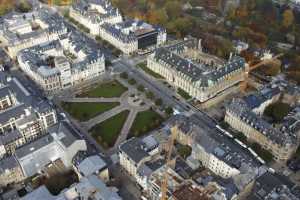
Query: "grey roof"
14 122 81 177
82 175 122 200
20 186 56 200
47 121 80 147
0 155 19 173
77 155 107 176
227 98 297 147
21 175 122 200
72 0 121 24
100 19 165 43
2 8 67 46
17 32 104 77
119 137 150 164
0 85 11 98
248 172 299 200
174 157 193 179
15 133 54 159
0 103 26 125
152 43 245 87
0 129 23 145
137 158 165 178
15 121 79 158
0 72 53 126
172 114 261 169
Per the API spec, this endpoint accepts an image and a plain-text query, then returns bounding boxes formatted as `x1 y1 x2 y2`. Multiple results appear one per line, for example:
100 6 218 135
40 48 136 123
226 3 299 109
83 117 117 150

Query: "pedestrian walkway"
62 87 150 149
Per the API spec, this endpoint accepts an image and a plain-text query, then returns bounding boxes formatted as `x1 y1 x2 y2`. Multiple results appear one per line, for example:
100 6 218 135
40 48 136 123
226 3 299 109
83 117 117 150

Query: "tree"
165 107 173 115
282 9 294 29
177 144 192 159
155 98 163 106
146 91 154 100
18 0 32 13
120 72 128 79
128 78 136 85
165 1 181 20
137 85 145 92
147 8 168 25
0 0 15 16
264 102 291 122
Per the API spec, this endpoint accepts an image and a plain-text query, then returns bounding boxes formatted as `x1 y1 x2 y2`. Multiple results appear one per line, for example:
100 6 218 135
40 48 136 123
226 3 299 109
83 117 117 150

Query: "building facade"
0 73 57 158
0 121 87 187
69 0 123 35
171 115 261 180
119 136 159 181
0 9 67 58
147 38 245 103
17 32 105 94
225 98 298 161
99 20 167 54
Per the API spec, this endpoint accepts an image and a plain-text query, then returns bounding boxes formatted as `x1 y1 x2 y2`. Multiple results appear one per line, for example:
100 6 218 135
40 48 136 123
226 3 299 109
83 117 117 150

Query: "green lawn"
129 110 163 138
177 88 192 100
137 62 165 79
176 143 192 159
250 143 274 163
78 80 127 98
90 110 129 149
61 102 120 121
264 102 291 123
44 171 78 195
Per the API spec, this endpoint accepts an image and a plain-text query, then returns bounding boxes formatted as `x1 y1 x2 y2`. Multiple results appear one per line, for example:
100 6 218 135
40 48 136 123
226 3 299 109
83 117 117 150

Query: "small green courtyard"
264 101 291 123
129 109 163 138
77 80 127 98
89 110 130 149
61 102 120 121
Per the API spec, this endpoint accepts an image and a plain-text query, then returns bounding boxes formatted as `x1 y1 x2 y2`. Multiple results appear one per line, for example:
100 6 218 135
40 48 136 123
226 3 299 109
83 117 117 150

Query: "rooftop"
77 155 107 177
20 175 122 200
72 0 121 24
17 31 104 78
171 114 261 170
119 135 159 164
100 19 165 43
248 172 300 200
172 183 211 200
1 8 67 46
151 38 245 87
0 72 53 126
227 98 297 147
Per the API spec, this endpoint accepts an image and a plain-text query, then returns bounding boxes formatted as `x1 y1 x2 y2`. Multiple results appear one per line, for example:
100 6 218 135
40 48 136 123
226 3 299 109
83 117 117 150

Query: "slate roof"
17 31 104 78
100 19 165 43
171 114 261 169
119 137 153 164
77 155 107 177
72 0 120 24
152 42 245 88
248 172 299 200
2 8 67 46
0 73 53 126
227 98 297 147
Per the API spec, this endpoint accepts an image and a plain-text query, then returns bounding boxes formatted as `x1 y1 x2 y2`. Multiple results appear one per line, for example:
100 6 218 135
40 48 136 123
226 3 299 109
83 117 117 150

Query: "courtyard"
61 78 165 150
128 109 163 139
77 80 127 98
90 110 130 149
61 102 120 121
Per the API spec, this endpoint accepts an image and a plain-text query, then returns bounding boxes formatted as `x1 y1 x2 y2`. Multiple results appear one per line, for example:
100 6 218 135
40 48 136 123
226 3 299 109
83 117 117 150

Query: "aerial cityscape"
0 0 300 199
